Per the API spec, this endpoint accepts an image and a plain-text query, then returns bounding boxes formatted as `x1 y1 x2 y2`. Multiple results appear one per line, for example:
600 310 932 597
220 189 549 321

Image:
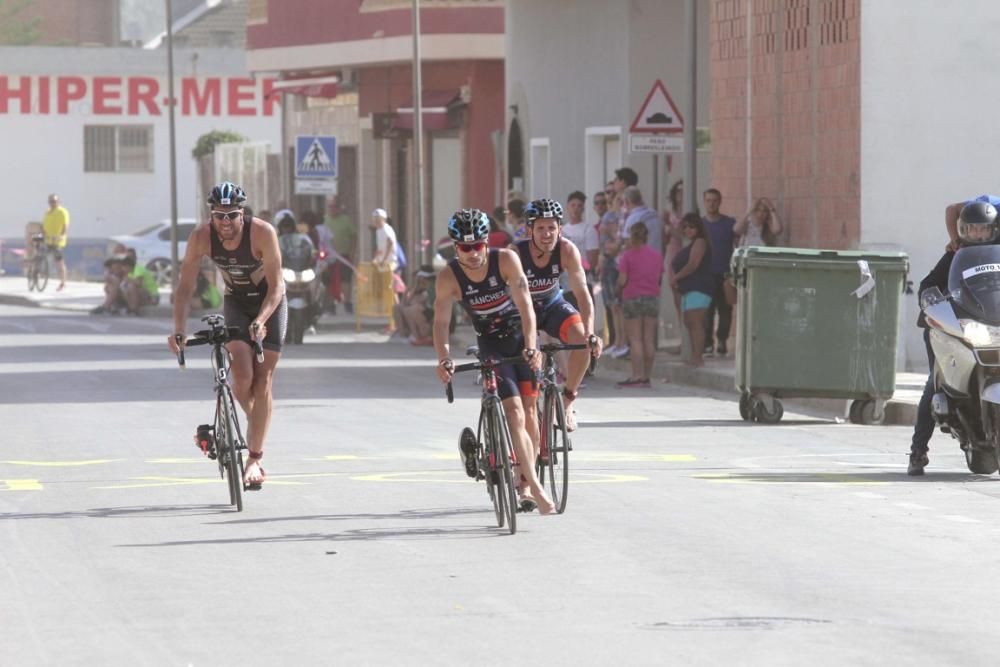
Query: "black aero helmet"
447 209 490 242
525 198 564 226
207 181 247 207
958 201 1000 245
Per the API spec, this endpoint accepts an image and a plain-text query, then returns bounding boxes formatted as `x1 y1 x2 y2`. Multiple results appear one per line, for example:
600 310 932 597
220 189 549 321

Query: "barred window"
84 125 153 173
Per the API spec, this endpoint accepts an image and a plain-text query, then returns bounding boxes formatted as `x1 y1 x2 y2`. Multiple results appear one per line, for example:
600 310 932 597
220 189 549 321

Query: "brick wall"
710 0 860 249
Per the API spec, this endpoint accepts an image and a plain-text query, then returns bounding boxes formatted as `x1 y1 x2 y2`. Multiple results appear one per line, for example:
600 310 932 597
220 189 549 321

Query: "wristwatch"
587 334 599 346
524 348 537 359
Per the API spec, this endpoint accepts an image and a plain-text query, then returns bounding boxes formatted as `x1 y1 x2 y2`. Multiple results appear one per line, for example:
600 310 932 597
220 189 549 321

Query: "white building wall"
860 1 1000 370
506 0 711 209
0 46 281 241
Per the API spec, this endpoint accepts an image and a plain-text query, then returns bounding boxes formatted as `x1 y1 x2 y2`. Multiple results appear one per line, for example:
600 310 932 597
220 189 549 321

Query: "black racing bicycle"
535 342 588 514
26 233 49 292
175 315 264 512
446 350 526 535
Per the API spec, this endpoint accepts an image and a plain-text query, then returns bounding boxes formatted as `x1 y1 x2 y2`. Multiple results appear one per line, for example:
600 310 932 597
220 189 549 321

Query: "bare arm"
733 201 755 237
499 249 539 360
251 219 285 327
562 240 595 336
172 224 211 338
432 268 459 365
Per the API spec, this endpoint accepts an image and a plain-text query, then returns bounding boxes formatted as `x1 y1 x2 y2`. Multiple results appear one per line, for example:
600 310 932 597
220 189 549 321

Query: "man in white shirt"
560 191 600 279
369 207 398 271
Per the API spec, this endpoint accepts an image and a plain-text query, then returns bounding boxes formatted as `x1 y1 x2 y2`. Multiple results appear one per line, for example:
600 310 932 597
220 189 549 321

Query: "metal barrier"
354 261 396 332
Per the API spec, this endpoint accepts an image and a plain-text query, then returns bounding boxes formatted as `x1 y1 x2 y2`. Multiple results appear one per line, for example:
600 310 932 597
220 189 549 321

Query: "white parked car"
111 219 197 286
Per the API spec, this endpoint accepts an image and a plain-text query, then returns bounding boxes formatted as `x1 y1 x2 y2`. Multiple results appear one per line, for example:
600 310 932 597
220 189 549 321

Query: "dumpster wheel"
850 399 885 425
753 396 784 424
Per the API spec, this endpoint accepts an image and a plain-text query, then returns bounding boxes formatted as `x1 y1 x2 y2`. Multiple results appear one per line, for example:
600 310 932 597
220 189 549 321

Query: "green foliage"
191 130 247 160
0 0 40 45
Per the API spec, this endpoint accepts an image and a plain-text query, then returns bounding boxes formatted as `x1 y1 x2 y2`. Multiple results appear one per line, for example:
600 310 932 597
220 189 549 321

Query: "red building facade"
710 0 861 249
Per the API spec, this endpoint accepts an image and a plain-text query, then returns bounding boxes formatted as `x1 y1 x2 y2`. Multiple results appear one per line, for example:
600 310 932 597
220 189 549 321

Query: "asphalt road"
2 304 1000 666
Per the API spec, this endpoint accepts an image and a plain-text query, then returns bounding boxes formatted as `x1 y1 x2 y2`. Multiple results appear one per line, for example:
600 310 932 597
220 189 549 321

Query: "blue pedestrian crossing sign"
295 135 337 179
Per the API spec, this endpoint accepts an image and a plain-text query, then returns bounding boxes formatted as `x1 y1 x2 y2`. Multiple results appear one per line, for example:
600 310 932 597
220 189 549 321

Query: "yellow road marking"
2 479 43 491
350 471 647 484
93 472 342 490
693 473 887 486
2 459 121 467
145 458 205 464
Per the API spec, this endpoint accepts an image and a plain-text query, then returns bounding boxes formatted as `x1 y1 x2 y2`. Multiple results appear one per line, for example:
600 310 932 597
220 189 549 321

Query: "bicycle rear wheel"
35 256 49 292
492 404 518 535
218 389 243 511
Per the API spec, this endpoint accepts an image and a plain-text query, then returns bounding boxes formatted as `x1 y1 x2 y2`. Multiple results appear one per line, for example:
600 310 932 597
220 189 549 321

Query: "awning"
266 73 339 99
395 90 463 130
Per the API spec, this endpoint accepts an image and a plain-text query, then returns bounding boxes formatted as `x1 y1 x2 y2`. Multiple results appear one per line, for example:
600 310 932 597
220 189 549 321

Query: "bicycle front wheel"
549 393 571 514
479 409 503 528
218 389 243 512
492 403 518 535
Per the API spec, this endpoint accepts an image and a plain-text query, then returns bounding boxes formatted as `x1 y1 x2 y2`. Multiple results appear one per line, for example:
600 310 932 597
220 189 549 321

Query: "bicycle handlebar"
539 343 589 353
444 354 528 403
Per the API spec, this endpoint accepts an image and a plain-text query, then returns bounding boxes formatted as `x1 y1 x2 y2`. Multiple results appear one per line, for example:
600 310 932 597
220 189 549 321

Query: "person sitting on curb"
392 265 436 345
91 253 159 315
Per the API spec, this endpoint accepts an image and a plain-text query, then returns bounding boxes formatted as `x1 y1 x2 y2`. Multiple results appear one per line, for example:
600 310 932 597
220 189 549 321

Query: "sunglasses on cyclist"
455 241 486 253
211 210 243 221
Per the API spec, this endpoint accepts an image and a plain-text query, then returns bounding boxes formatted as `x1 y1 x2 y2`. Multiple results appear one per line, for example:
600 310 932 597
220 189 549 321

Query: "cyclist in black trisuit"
433 208 554 514
168 181 287 488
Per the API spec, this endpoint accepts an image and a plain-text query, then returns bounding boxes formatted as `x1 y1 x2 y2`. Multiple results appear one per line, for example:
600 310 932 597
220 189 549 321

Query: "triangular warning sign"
630 79 684 134
300 138 333 172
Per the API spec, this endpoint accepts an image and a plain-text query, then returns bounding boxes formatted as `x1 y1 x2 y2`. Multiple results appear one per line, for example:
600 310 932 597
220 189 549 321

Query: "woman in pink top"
615 222 664 387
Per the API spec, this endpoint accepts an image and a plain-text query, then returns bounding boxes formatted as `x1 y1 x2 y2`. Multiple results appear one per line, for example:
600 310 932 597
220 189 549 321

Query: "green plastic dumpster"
731 246 909 424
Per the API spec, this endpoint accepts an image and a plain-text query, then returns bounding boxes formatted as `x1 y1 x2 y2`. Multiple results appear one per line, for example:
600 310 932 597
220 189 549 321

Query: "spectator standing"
701 188 737 357
615 222 663 387
42 193 69 291
621 186 663 257
370 207 398 271
662 180 685 316
669 213 713 367
735 196 784 247
506 198 528 241
325 196 356 313
561 190 600 305
598 201 626 356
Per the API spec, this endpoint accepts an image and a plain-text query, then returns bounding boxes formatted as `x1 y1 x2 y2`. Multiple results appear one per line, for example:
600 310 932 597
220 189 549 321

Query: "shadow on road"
587 418 834 428
0 504 233 521
697 471 1000 484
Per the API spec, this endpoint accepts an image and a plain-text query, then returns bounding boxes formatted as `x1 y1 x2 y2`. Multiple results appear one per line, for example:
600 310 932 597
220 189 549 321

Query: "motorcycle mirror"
919 286 946 310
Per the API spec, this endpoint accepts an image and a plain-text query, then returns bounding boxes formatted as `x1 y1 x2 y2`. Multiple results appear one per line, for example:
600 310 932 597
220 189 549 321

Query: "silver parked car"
111 219 197 286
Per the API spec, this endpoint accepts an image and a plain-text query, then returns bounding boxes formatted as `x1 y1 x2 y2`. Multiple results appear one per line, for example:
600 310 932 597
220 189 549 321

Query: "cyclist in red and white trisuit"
433 208 554 514
515 198 602 438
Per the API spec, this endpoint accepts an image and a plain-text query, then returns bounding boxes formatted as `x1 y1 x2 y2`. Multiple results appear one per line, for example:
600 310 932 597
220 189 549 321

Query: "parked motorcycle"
922 243 1000 473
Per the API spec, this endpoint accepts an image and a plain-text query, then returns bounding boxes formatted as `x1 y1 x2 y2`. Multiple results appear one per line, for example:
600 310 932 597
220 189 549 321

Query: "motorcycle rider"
909 196 1000 475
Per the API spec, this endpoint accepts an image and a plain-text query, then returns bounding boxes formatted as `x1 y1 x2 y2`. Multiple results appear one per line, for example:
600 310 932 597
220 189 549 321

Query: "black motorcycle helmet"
958 201 1000 246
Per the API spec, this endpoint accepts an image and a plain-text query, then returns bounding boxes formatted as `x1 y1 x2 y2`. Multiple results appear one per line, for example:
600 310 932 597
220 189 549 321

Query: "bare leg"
625 316 642 379
613 303 626 349
57 258 67 289
503 396 553 514
561 321 589 431
686 309 707 366
642 316 657 379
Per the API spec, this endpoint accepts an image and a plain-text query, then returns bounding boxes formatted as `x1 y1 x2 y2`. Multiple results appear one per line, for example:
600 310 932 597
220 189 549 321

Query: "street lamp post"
412 0 428 265
165 0 180 289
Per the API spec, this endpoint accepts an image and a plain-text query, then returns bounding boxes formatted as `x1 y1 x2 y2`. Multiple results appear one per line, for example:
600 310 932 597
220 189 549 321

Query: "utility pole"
684 0 698 214
166 0 180 289
412 0 428 265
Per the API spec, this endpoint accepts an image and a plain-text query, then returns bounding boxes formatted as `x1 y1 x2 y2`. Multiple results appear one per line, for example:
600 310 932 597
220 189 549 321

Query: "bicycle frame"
535 342 587 514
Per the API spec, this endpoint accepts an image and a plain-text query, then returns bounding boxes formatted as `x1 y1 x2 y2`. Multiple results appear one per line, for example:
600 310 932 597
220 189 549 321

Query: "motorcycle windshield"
948 245 1000 323
279 235 316 272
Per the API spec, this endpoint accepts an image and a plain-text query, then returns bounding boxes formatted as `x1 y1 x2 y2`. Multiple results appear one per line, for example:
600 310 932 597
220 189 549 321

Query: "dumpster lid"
733 245 909 268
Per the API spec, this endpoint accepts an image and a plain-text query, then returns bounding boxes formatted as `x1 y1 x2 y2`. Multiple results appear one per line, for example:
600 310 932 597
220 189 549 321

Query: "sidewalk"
0 276 922 425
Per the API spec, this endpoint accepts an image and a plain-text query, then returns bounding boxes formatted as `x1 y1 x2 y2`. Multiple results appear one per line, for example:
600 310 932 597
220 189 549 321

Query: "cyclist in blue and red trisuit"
515 198 602 437
433 208 554 514
168 181 286 489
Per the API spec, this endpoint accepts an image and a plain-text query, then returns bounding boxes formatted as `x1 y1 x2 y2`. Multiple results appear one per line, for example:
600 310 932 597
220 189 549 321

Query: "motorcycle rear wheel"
965 447 998 475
